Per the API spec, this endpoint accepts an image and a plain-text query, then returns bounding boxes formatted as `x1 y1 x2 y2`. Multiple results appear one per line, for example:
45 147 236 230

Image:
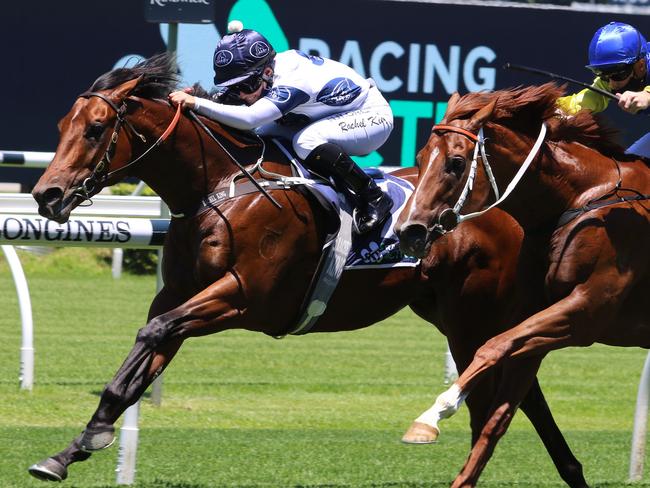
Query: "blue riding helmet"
213 29 276 87
586 22 648 71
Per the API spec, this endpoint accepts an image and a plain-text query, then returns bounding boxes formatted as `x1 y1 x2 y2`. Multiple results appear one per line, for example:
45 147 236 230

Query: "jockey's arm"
556 78 611 115
192 97 283 131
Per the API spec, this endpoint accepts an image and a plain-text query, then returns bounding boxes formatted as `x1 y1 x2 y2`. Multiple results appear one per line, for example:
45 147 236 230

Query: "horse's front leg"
83 271 247 448
402 372 587 487
27 434 91 482
29 272 246 481
28 284 187 481
451 356 543 488
406 296 581 442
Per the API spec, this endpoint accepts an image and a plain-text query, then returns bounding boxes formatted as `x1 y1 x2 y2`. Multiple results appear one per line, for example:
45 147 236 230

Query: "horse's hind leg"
520 379 587 487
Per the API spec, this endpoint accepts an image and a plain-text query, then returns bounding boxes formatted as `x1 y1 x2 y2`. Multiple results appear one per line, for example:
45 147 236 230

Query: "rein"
557 193 650 227
430 122 547 234
74 90 284 216
557 159 650 227
431 123 648 232
188 111 283 210
72 92 181 201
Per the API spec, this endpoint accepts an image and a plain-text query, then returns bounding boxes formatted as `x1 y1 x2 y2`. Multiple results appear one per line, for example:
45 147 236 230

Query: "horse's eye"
85 123 105 141
446 155 466 176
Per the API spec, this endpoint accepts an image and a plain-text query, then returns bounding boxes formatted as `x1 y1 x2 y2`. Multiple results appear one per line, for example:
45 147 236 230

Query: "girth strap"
181 177 316 218
557 194 650 227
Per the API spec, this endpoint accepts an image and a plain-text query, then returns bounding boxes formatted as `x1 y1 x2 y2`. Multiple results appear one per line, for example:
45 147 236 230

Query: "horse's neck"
131 102 280 214
547 142 624 204
489 129 617 227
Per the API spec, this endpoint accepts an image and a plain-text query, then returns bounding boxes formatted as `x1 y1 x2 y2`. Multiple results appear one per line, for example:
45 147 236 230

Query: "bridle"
429 122 547 235
72 91 181 201
71 91 282 214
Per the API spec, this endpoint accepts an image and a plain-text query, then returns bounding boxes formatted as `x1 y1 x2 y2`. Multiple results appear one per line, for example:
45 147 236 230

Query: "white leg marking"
415 383 467 430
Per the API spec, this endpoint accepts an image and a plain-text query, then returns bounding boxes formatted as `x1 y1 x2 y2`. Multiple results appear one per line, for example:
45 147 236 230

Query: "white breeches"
258 86 393 160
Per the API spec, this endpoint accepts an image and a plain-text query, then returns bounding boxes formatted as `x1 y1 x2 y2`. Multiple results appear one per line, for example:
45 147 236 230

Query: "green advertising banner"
2 0 649 187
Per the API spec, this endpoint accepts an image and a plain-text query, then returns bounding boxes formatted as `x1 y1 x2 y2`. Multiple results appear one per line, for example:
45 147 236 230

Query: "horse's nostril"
404 224 427 244
40 187 64 206
398 223 429 257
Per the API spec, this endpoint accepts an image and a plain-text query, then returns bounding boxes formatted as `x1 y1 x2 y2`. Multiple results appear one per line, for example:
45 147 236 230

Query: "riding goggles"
229 75 264 94
590 64 635 82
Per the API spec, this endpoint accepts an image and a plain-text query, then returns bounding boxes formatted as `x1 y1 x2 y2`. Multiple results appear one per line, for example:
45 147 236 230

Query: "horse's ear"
110 76 143 100
445 92 461 116
469 99 496 129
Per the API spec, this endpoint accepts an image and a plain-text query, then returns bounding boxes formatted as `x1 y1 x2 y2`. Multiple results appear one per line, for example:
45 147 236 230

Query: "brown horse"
28 56 586 486
396 82 650 487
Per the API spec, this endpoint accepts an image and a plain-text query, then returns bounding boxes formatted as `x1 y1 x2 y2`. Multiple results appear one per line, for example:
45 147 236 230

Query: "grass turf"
0 248 648 487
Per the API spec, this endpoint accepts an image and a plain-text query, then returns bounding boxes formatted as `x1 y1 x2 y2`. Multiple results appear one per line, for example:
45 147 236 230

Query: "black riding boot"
304 143 393 234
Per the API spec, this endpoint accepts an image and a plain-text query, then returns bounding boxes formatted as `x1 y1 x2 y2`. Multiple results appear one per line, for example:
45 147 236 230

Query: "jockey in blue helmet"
557 22 650 115
169 22 394 235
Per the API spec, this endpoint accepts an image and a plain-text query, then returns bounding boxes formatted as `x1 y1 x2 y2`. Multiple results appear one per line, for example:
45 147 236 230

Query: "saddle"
267 138 419 336
187 127 419 336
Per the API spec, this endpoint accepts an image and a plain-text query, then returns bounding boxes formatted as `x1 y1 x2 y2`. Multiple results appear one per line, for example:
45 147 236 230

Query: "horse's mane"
88 53 181 99
87 54 261 146
444 82 626 157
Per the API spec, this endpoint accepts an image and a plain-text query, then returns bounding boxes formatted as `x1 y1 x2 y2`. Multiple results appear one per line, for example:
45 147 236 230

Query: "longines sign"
144 0 215 24
0 215 169 248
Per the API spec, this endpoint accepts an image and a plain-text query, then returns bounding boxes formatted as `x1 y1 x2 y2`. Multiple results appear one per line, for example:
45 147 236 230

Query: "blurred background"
2 0 649 189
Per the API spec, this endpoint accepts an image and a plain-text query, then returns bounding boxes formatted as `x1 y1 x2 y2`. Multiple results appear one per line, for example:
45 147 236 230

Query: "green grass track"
0 248 648 487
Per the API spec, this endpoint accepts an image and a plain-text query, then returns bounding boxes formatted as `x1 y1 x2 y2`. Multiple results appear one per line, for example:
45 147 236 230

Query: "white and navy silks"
193 50 394 160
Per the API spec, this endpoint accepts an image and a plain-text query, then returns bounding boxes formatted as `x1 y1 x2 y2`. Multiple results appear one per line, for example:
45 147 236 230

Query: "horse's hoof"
80 425 115 452
28 457 68 482
401 421 440 444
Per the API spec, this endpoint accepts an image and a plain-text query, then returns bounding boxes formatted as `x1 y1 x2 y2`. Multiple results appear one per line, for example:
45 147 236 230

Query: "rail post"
630 351 650 481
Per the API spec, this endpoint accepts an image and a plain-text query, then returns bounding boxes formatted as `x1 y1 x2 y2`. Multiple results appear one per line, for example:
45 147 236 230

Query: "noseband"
429 122 547 235
72 91 181 201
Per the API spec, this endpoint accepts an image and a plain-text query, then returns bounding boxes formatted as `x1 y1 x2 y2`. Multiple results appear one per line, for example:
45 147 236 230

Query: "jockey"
557 22 650 116
169 21 394 234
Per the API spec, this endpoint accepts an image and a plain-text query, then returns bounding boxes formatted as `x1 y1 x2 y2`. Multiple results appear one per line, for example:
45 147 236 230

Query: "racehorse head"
395 92 497 258
33 53 260 224
396 83 624 258
32 54 183 222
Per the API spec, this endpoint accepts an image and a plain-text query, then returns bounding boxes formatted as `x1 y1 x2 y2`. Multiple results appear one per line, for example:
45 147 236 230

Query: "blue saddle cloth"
294 163 420 269
626 132 650 159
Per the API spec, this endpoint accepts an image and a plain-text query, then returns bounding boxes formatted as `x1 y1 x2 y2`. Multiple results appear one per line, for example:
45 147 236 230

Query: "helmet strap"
634 57 646 77
261 64 274 88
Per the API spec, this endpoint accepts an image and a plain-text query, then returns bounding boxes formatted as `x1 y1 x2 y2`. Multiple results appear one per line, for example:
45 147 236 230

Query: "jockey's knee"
293 126 324 161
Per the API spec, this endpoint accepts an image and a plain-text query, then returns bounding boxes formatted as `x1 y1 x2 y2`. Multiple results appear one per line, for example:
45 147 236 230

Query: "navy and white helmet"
213 22 276 87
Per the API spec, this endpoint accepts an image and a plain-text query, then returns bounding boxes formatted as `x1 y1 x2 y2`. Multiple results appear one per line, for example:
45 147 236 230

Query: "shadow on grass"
89 484 451 488
88 483 631 488
90 389 151 399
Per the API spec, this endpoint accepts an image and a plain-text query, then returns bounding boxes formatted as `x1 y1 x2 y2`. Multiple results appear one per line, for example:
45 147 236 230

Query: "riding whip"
503 63 619 101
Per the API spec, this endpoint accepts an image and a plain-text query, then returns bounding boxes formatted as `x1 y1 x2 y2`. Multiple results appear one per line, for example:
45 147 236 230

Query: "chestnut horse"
396 83 649 487
28 57 586 486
